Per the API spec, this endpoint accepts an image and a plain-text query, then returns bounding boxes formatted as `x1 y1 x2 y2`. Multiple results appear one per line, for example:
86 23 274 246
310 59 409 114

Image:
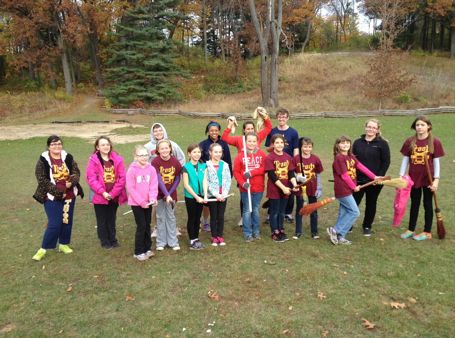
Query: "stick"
358 176 392 190
123 202 155 215
242 135 252 213
424 154 445 239
176 193 235 203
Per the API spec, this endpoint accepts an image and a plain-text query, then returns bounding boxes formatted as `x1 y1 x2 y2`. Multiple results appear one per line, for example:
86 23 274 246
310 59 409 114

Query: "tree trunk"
202 0 208 65
421 14 429 51
58 36 73 95
301 20 312 52
88 31 104 87
430 17 436 53
270 0 282 108
439 22 445 50
451 27 455 58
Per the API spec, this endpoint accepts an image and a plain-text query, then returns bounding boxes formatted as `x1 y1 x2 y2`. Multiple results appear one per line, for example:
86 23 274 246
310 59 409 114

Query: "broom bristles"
299 197 335 216
380 177 408 189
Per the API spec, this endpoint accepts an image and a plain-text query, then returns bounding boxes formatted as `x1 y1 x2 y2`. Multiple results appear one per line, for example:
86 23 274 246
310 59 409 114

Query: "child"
126 145 158 261
151 139 182 251
182 144 207 250
204 143 232 246
327 136 379 245
265 134 299 242
233 133 267 241
293 137 324 239
86 136 127 249
399 116 445 241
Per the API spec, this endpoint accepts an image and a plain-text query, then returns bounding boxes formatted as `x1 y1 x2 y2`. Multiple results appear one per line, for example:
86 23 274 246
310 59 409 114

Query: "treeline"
0 0 454 106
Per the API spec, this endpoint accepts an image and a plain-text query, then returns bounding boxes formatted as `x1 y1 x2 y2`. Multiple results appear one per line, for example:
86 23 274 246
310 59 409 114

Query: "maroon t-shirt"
103 160 115 193
265 152 295 199
151 156 182 200
50 157 75 199
294 154 324 197
400 137 445 188
332 154 357 198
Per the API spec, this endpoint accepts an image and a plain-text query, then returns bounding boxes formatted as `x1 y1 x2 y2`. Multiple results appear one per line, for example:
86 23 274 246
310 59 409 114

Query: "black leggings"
207 200 227 238
353 185 383 229
185 197 203 241
409 187 433 232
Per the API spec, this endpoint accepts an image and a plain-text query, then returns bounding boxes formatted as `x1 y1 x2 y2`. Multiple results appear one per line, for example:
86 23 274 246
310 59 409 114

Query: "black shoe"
311 233 320 239
363 228 372 237
101 244 113 249
348 227 353 233
279 230 289 241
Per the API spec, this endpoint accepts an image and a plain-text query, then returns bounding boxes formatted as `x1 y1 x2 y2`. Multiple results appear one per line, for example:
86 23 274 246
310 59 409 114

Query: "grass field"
0 113 454 337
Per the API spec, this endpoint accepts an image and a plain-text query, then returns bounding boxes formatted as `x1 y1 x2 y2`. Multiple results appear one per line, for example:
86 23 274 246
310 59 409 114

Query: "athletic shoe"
176 227 182 236
253 233 261 240
363 228 372 237
211 237 219 247
311 233 320 239
203 223 211 232
245 236 254 242
172 245 181 251
151 227 158 237
271 232 281 242
145 250 155 257
156 246 165 251
413 232 432 241
285 214 294 223
327 227 338 245
238 218 243 227
32 248 46 261
400 230 414 239
134 253 148 261
189 240 204 250
217 237 226 246
101 244 113 249
292 233 302 240
337 236 352 245
111 242 120 248
279 230 289 241
58 244 73 254
348 227 353 233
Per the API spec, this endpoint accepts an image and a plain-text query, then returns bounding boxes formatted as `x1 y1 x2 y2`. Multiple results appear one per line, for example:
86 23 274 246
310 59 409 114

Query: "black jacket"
352 135 390 184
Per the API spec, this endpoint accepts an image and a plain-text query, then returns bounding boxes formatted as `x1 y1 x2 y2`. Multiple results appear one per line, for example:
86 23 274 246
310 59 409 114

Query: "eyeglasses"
365 126 378 130
136 154 149 157
50 142 63 146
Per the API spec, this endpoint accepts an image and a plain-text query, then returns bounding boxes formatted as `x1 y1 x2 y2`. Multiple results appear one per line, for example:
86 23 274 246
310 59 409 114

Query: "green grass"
0 114 454 337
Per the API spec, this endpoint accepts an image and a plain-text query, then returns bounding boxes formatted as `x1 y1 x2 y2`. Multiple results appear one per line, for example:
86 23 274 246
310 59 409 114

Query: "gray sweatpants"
156 200 179 248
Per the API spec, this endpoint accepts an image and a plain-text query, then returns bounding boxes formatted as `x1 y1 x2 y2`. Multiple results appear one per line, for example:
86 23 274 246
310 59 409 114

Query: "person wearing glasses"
352 119 391 236
32 135 84 261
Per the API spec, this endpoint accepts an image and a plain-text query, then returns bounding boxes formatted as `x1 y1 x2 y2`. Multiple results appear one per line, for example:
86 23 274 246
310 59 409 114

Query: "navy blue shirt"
199 136 232 176
265 127 299 157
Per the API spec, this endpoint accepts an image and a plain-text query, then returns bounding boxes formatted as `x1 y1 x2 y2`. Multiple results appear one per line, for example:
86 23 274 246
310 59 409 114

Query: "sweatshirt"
352 135 390 184
144 122 185 166
126 161 158 208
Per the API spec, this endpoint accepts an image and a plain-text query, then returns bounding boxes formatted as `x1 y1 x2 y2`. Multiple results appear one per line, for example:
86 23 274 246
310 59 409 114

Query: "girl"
32 135 84 261
86 136 127 249
182 144 206 250
399 116 445 241
151 140 182 251
352 119 390 236
327 136 379 245
204 143 232 246
233 133 267 241
126 145 158 261
293 137 324 239
265 134 299 242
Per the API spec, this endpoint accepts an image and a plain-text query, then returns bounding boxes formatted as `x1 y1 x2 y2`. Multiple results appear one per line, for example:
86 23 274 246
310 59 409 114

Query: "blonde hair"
156 139 173 155
133 145 148 158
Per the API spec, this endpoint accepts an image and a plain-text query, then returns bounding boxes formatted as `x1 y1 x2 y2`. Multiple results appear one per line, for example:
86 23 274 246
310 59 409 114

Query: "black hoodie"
352 135 390 184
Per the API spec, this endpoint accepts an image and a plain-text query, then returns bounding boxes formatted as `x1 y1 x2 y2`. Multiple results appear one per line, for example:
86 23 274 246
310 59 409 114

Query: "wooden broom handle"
358 176 391 190
424 154 440 210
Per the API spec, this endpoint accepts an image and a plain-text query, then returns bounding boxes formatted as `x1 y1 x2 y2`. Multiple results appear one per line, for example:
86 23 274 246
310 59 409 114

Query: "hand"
102 192 112 200
354 185 361 192
216 195 225 202
242 182 250 189
315 188 322 199
196 196 204 203
141 203 149 209
150 200 157 207
429 179 439 192
227 119 235 129
257 107 268 119
244 171 252 179
65 181 72 189
166 196 174 204
292 185 300 192
282 187 291 195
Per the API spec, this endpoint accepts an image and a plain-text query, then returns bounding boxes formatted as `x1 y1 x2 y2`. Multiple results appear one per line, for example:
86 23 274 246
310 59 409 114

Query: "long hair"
409 115 434 153
93 136 113 154
333 135 352 158
298 137 313 174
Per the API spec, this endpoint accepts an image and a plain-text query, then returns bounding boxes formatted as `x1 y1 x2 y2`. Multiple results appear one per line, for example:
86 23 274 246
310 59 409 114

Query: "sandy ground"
0 122 149 144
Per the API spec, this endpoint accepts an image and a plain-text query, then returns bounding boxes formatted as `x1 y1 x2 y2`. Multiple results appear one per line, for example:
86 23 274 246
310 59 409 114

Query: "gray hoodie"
144 122 185 166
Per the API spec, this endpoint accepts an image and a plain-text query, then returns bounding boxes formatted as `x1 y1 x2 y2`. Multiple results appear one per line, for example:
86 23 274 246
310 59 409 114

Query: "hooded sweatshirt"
144 123 185 166
126 161 158 208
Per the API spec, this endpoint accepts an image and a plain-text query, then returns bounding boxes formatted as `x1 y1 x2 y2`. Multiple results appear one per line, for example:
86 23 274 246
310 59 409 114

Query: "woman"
32 135 84 261
86 136 127 249
352 119 390 236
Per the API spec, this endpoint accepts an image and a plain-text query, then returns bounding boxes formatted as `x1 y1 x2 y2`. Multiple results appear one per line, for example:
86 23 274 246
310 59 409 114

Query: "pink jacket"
126 161 158 208
86 151 127 205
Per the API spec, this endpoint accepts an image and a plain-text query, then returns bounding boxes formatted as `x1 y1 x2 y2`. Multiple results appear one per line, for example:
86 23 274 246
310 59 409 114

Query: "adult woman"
399 115 444 241
352 119 390 236
86 136 127 249
32 135 84 261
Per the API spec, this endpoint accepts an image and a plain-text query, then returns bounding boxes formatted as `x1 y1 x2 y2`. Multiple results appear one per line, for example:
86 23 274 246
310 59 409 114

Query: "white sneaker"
238 218 243 226
156 246 164 251
134 253 148 261
151 227 157 238
145 250 155 257
177 227 182 236
172 246 180 251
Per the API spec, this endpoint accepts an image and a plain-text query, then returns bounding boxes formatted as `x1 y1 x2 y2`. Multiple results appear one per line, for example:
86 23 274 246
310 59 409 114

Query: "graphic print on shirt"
243 155 263 170
299 162 316 180
159 166 176 184
345 158 356 179
104 165 115 184
274 159 289 180
52 163 69 182
410 144 428 165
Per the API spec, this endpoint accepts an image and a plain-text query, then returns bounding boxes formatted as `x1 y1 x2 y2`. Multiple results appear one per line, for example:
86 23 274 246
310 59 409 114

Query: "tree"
104 1 184 107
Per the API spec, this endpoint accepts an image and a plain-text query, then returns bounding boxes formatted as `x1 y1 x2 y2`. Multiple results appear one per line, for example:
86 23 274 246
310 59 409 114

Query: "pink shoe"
211 237 219 247
217 237 226 246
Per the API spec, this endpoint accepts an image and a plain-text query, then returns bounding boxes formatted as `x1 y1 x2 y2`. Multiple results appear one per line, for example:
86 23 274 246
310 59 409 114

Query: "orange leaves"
125 294 135 302
361 318 376 330
390 302 406 309
207 290 220 301
317 291 326 300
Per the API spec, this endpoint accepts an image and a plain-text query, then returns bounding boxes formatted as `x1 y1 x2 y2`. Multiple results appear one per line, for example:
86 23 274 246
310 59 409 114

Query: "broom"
424 155 445 239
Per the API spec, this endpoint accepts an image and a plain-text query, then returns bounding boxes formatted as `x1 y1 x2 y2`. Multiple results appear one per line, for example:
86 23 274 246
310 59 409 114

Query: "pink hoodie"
126 161 158 208
86 151 127 205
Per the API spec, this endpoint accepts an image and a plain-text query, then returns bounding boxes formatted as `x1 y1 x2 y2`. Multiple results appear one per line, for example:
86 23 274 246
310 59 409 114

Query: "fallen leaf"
42 265 46 270
207 290 220 301
0 324 16 334
317 291 326 300
66 286 73 293
288 306 293 311
408 297 417 304
390 302 406 309
282 329 290 335
58 330 64 334
362 318 376 330
125 294 135 301
206 329 211 333
343 271 347 275
321 330 329 337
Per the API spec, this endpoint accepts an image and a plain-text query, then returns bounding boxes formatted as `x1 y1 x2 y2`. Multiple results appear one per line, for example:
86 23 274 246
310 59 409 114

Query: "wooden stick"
424 154 445 239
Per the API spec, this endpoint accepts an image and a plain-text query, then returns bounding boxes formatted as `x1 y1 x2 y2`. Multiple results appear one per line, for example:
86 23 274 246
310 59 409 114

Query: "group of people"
31 111 445 261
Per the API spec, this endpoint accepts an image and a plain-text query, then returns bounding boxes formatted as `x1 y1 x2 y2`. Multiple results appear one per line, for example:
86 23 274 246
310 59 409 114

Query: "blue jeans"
334 195 360 237
240 191 263 238
269 198 288 233
42 199 75 249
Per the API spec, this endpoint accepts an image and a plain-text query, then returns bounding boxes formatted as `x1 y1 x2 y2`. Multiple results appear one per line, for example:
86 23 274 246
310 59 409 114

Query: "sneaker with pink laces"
211 237 219 247
217 237 226 246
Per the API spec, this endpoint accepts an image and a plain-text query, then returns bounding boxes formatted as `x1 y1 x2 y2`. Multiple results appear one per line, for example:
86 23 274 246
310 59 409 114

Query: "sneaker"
253 233 261 240
101 244 113 249
238 218 243 227
245 236 254 242
134 253 148 261
400 230 414 239
156 246 165 251
145 250 155 257
279 230 289 241
337 236 352 245
348 227 353 233
285 214 294 223
413 232 432 241
176 227 182 236
111 242 120 248
271 232 281 242
218 237 226 246
151 227 158 237
311 233 320 239
327 227 338 245
363 228 372 237
58 244 73 254
172 245 181 251
32 248 46 261
190 240 204 250
203 223 211 232
292 233 302 240
211 237 219 247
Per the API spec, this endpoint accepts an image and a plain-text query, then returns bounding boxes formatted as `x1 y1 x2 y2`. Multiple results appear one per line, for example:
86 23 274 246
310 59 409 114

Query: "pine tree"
104 1 183 107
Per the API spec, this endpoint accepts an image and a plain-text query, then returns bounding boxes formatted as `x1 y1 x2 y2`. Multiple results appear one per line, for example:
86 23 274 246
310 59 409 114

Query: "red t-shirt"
151 156 182 200
400 136 445 188
294 154 324 197
103 160 115 193
332 154 357 198
265 152 295 199
50 157 75 199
